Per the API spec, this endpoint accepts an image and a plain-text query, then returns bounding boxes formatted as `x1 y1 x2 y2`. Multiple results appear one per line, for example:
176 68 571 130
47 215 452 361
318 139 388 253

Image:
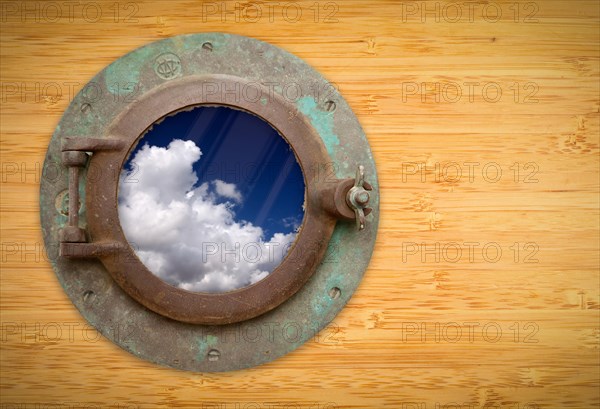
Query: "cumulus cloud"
118 139 298 293
213 180 242 203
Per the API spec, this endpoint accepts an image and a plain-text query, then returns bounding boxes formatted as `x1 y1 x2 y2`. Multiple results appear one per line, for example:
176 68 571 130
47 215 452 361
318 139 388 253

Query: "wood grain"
1 1 598 408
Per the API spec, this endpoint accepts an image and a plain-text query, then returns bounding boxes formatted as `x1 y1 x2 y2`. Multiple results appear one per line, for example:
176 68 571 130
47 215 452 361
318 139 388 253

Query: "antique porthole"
40 33 379 372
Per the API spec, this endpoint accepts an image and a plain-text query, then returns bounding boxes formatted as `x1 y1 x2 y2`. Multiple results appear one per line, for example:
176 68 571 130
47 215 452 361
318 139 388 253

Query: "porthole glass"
118 106 305 293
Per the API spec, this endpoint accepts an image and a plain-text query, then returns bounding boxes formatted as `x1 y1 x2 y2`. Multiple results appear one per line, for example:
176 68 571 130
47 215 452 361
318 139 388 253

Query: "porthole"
118 105 306 294
40 33 379 372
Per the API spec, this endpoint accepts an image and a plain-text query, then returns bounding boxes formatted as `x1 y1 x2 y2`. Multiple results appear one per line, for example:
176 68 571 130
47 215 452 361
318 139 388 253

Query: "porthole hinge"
59 137 125 258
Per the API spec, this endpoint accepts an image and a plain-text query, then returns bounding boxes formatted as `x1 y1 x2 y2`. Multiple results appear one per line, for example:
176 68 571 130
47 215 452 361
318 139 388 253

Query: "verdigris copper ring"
40 33 379 372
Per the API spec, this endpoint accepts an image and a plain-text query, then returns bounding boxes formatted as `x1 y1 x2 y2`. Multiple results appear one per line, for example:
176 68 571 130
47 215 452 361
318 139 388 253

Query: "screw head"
323 100 336 112
329 287 341 299
207 349 220 362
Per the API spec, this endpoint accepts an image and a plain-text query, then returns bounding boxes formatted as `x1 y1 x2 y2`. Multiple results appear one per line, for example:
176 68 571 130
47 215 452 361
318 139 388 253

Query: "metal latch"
346 165 373 230
318 164 375 230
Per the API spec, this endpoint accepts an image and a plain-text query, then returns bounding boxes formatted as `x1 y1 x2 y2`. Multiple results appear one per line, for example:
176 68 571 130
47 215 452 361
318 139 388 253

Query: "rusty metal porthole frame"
40 33 379 372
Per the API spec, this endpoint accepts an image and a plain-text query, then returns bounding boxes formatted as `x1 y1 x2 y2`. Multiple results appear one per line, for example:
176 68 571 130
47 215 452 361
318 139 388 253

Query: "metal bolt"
355 191 370 206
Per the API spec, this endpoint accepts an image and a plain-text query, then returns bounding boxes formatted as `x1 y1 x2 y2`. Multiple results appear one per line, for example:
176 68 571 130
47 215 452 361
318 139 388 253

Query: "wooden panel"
1 1 598 408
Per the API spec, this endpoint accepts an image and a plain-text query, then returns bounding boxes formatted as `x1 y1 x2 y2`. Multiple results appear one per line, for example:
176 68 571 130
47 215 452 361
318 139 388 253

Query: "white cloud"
118 139 298 293
281 215 302 231
213 180 242 202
